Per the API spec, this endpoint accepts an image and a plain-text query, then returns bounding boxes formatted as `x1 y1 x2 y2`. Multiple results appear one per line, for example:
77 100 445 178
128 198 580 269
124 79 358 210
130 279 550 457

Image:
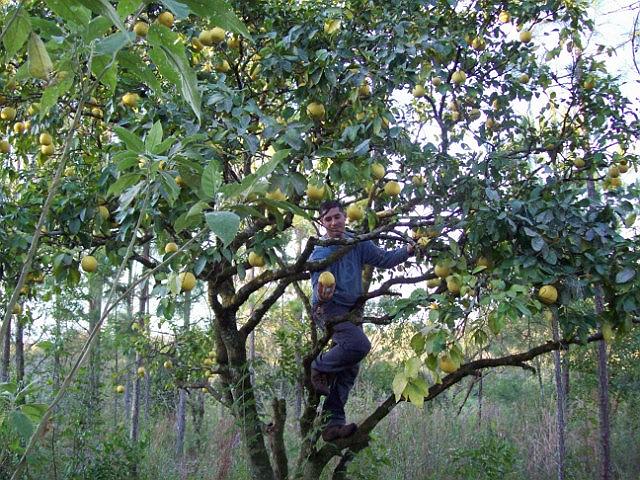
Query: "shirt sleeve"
360 240 410 269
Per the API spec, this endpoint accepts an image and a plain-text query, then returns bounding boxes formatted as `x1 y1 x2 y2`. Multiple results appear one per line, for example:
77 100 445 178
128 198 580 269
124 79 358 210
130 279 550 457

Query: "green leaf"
404 356 421 379
94 31 134 57
113 126 144 153
107 173 142 197
3 9 31 60
83 16 112 43
615 267 635 284
19 404 47 423
202 160 222 198
160 0 191 18
46 0 91 27
117 50 161 94
412 377 430 397
186 200 208 218
91 55 118 94
404 383 425 407
392 372 408 402
146 121 163 150
410 332 425 355
8 411 33 441
40 73 74 115
353 138 370 156
174 211 202 234
159 45 202 122
205 211 240 246
27 33 53 79
182 0 252 40
83 0 127 32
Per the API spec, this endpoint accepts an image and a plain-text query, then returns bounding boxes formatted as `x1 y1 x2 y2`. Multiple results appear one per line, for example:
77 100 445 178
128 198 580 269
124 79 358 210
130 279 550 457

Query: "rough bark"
176 290 191 459
551 311 566 480
1 316 11 382
267 398 288 480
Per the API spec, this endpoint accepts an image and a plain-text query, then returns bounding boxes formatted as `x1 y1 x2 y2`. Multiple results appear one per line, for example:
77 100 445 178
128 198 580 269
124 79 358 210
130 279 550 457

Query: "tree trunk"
1 316 11 382
131 251 149 455
551 310 566 480
176 290 191 459
88 275 103 421
15 317 24 384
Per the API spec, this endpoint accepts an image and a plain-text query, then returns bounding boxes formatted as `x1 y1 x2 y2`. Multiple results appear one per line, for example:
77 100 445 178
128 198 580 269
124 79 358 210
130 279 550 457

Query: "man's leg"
312 322 371 374
323 363 360 426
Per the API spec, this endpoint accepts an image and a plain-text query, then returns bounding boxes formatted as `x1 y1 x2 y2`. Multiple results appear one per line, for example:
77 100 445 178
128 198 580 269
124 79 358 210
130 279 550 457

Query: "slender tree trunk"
124 268 134 430
88 275 103 421
587 179 612 480
15 317 24 383
176 291 191 459
551 310 566 480
1 316 11 382
131 249 149 454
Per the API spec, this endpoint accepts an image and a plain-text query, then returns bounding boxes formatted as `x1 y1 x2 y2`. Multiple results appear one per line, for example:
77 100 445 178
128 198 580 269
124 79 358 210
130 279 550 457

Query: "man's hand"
317 282 335 302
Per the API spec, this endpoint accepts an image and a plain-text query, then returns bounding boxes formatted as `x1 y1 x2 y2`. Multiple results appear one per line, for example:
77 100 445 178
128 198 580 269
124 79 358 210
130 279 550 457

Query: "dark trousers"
311 321 371 426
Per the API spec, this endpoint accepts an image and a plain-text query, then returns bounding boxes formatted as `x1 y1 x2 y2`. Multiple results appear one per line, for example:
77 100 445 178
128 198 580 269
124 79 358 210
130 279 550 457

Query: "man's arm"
361 240 412 269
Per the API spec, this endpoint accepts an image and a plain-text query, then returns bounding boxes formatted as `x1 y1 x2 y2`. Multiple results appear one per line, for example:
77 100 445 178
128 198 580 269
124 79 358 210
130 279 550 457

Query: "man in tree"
309 200 415 441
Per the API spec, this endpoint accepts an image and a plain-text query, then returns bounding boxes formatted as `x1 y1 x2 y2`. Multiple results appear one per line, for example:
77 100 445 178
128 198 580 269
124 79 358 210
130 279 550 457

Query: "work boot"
310 368 332 396
322 423 358 442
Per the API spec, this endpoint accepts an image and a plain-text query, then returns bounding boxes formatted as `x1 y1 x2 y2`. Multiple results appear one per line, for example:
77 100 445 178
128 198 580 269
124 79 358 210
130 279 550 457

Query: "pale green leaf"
392 372 408 402
113 126 144 153
3 9 31 59
146 121 163 150
202 160 222 198
404 356 421 379
159 45 202 123
107 173 142 197
27 33 53 79
205 211 240 246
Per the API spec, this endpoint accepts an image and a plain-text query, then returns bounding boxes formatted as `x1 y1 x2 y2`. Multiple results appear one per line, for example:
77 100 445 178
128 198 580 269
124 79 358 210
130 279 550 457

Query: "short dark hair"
318 200 343 219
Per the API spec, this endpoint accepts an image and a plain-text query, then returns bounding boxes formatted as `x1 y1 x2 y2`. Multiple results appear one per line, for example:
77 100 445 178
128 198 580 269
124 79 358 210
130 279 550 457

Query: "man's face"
320 207 346 238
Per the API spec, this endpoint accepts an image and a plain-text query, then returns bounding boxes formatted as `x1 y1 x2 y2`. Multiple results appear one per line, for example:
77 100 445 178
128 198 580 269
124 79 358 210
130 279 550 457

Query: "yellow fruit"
215 60 231 73
485 118 496 129
209 27 226 43
412 84 426 98
137 366 146 377
266 188 287 201
27 103 40 115
179 272 197 291
434 263 451 278
519 30 533 43
165 242 179 254
384 180 401 196
432 76 442 87
13 122 25 134
426 277 442 288
371 162 386 180
538 285 558 305
41 144 54 156
471 37 486 51
98 205 110 220
133 21 149 37
319 271 336 287
618 164 629 174
476 256 492 269
446 275 461 294
412 174 425 186
346 203 364 221
191 38 204 51
573 158 585 168
358 83 371 97
91 107 103 119
306 183 325 201
39 132 52 145
1 107 17 121
227 36 240 49
12 304 22 315
116 385 125 393
248 251 266 267
417 237 430 248
324 19 341 35
175 176 186 187
439 354 459 373
608 166 620 178
468 108 481 120
158 11 174 28
451 70 467 85
81 255 98 273
519 73 530 83
163 360 173 369
583 79 595 90
499 11 511 23
306 102 326 120
198 30 215 46
610 177 622 188
122 92 139 108
0 140 10 153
